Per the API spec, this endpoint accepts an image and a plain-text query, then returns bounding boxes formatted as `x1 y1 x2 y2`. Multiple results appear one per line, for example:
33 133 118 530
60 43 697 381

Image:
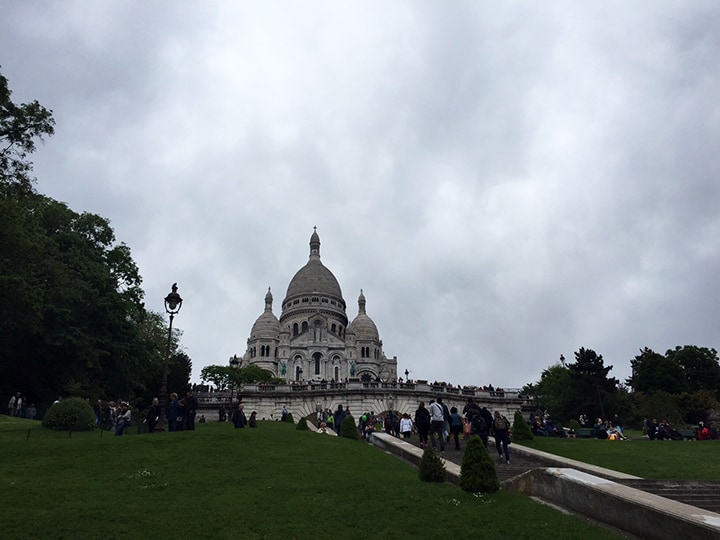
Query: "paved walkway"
384 432 720 513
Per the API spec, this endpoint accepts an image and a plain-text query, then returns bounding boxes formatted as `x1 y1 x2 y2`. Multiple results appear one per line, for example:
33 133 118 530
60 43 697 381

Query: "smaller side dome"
347 289 379 341
251 287 280 339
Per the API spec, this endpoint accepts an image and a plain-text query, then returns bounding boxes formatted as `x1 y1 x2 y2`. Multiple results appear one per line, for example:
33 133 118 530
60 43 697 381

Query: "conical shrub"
511 410 533 441
418 446 446 483
296 417 309 430
340 415 359 439
285 412 294 423
459 435 499 493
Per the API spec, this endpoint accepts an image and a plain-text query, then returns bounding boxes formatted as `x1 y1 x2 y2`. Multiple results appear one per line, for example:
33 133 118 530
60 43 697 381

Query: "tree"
567 348 619 421
628 347 688 394
0 67 55 188
200 365 233 390
236 365 274 384
666 346 720 395
523 364 574 423
0 69 190 408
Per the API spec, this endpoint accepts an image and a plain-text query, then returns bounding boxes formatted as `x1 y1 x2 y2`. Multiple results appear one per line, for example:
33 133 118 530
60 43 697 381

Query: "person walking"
232 403 248 428
145 397 160 432
414 402 431 448
399 413 413 439
449 406 463 450
429 399 445 453
334 404 347 434
493 410 511 464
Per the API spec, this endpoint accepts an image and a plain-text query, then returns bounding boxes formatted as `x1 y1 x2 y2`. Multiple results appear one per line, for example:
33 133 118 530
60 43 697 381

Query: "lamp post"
404 369 410 382
155 283 183 432
229 355 239 405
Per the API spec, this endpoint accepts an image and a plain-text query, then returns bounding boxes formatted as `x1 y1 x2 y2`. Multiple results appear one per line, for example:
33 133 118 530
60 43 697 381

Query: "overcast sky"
2 2 719 389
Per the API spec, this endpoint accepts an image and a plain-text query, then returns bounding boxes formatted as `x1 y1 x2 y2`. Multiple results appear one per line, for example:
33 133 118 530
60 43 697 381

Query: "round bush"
418 446 446 483
296 417 309 430
459 435 499 493
511 410 533 441
340 415 359 439
42 397 96 431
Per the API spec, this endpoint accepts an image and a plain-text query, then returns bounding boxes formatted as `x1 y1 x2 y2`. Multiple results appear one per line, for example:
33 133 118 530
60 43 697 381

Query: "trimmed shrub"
568 419 580 432
511 411 533 441
460 435 499 493
340 415 359 439
418 446 446 483
296 417 309 430
42 397 95 431
285 412 294 423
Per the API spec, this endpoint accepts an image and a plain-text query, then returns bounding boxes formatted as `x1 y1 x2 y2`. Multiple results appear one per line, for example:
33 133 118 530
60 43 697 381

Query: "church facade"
239 229 398 383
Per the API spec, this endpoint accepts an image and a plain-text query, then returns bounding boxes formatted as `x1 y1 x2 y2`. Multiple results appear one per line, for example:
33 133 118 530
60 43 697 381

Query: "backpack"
494 415 508 430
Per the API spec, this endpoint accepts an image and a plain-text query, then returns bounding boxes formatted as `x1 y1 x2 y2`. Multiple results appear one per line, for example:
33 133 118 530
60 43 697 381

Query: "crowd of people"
330 397 514 464
6 392 37 420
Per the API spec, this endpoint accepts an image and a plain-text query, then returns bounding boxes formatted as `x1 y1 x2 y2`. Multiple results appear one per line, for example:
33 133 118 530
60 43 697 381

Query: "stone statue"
280 360 287 376
350 360 356 376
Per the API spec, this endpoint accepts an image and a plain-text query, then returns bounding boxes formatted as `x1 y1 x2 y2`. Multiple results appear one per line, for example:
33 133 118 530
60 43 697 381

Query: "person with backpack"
469 409 489 448
493 410 511 464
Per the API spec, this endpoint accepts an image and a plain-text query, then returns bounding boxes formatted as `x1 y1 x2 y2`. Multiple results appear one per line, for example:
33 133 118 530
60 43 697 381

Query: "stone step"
619 479 720 513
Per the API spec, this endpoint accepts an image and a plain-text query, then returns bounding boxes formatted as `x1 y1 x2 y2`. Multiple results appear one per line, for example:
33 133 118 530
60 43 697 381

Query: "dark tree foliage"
340 415 359 439
0 69 190 409
418 446 446 483
628 347 688 394
665 345 720 395
511 410 533 441
567 347 619 421
41 397 95 431
459 435 499 493
0 68 55 189
522 364 574 422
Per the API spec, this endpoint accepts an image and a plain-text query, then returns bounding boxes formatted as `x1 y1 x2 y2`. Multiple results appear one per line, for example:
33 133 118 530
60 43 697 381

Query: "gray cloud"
2 2 719 389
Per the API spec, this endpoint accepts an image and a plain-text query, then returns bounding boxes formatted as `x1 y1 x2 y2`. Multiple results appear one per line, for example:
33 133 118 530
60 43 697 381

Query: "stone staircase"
427 440 720 514
617 479 720 514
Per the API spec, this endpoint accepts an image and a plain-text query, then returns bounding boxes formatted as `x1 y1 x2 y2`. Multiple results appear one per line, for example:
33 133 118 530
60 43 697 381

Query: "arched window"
293 323 299 336
313 352 322 375
334 366 339 381
331 324 336 334
274 347 278 357
302 321 308 333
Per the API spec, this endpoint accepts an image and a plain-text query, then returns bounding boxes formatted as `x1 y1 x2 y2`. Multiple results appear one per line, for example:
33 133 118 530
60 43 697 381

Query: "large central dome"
283 228 343 301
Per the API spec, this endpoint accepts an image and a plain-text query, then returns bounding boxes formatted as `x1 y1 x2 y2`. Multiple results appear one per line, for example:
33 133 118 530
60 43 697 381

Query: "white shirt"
430 402 444 422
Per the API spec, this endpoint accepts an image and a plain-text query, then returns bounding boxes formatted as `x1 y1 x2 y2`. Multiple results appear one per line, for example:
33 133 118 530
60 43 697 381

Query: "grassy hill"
0 416 619 539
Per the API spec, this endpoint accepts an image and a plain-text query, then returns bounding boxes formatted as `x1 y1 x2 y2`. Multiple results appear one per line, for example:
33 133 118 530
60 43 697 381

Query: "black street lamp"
229 354 240 404
404 369 410 380
155 283 183 432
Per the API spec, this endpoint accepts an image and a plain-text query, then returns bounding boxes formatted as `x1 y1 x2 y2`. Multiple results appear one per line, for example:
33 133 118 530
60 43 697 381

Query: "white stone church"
237 229 398 383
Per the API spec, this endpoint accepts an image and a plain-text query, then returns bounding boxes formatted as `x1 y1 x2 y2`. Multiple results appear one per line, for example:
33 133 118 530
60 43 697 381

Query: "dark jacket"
232 408 247 428
414 406 430 428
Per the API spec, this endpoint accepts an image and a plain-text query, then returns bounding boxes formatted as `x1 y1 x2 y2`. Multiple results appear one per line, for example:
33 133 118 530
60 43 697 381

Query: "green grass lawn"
0 416 619 540
518 436 720 480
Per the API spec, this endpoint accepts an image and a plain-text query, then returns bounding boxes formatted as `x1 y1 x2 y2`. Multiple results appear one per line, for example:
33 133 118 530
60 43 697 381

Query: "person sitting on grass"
543 417 567 437
697 422 711 441
605 421 628 440
531 418 548 437
249 411 257 428
115 403 131 436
